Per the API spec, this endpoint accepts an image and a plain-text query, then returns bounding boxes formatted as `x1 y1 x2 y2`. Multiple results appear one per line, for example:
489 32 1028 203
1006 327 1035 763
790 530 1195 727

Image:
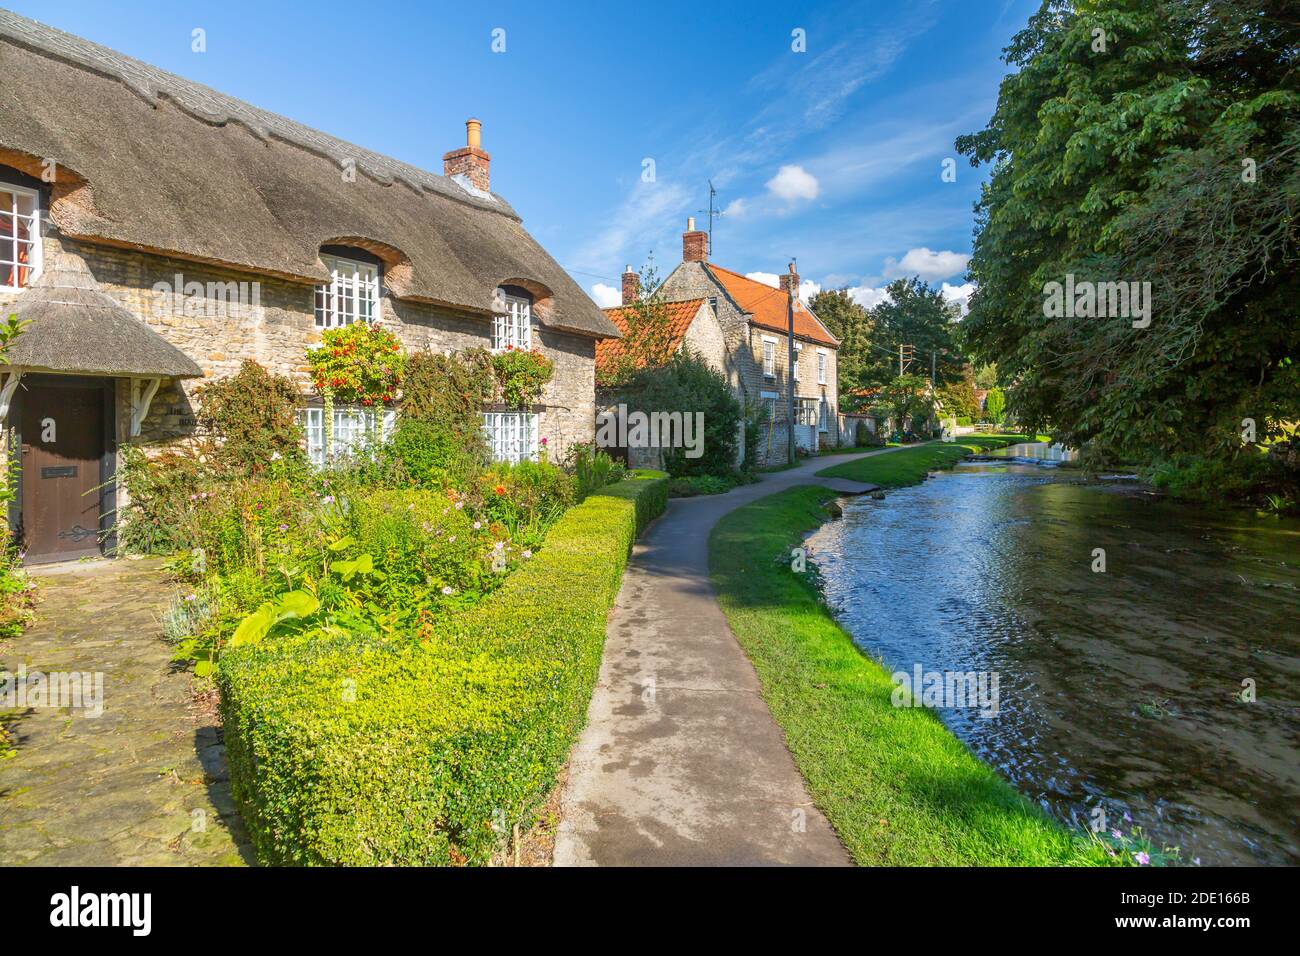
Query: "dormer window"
1 182 41 292
492 288 532 350
315 251 380 327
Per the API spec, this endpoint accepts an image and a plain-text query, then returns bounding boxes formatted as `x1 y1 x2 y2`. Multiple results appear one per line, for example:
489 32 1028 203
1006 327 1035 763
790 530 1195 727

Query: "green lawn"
708 483 1124 865
814 434 1040 485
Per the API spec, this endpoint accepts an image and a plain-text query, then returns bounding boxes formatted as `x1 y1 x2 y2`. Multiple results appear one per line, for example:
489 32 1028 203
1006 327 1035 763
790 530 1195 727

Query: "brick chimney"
443 118 491 193
683 216 708 263
621 265 640 305
779 262 800 298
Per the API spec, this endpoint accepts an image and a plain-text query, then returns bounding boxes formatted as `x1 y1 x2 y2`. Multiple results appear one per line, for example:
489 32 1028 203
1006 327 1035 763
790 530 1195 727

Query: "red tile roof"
596 298 706 376
705 263 839 348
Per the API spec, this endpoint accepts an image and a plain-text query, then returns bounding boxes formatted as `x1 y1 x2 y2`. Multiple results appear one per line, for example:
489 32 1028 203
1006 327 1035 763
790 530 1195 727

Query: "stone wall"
6 234 597 463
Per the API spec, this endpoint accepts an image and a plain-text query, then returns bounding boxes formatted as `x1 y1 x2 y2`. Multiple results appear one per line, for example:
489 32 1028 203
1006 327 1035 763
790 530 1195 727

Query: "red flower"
493 484 506 495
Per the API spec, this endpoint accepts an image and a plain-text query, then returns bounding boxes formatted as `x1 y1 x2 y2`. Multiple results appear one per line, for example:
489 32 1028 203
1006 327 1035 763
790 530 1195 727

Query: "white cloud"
847 286 893 310
589 283 622 309
882 247 970 282
723 197 749 218
765 164 820 202
744 271 819 302
940 281 975 316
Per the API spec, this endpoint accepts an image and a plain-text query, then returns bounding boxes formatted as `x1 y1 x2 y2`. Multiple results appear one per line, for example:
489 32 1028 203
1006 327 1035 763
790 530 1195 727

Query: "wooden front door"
19 378 108 563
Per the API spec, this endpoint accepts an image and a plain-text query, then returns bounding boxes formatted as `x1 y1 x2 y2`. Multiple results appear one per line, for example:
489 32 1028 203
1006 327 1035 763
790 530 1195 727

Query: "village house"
651 218 842 467
0 10 618 563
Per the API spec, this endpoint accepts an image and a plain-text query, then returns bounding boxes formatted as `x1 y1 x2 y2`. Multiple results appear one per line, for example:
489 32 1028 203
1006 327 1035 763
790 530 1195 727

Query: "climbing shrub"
218 470 668 865
195 360 307 477
400 348 495 443
490 346 554 408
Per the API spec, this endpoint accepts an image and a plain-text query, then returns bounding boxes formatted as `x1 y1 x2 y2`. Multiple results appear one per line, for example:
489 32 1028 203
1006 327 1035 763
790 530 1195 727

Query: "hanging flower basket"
307 324 406 406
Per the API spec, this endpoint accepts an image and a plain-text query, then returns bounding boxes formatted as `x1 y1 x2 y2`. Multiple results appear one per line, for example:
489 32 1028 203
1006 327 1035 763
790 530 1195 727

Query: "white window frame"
492 292 532 351
481 411 538 463
817 348 828 385
0 181 42 293
299 405 395 467
315 253 380 328
761 336 777 379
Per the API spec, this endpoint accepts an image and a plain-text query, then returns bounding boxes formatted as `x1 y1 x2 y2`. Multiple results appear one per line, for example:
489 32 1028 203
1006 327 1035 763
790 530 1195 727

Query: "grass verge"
814 434 1039 485
709 484 1126 865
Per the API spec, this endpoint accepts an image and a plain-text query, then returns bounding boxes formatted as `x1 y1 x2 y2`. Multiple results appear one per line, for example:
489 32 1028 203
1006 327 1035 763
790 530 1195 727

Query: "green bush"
400 349 495 444
195 359 308 478
218 471 668 865
624 351 742 478
380 418 484 489
669 473 740 497
1148 451 1282 502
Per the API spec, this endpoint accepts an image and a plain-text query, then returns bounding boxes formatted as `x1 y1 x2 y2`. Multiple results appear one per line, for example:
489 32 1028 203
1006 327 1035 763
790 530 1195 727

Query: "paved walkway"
0 559 251 865
555 447 904 866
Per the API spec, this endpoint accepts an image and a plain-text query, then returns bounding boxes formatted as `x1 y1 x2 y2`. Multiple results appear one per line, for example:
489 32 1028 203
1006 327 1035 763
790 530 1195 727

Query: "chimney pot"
682 218 708 263
444 118 491 193
780 263 801 297
621 266 640 305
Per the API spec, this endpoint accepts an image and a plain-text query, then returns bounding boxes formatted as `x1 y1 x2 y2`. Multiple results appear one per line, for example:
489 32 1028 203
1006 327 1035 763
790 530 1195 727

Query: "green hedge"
218 470 668 865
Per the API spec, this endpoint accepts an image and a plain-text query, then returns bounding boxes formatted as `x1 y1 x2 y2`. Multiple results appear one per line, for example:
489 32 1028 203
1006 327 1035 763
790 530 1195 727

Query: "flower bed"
218 470 668 865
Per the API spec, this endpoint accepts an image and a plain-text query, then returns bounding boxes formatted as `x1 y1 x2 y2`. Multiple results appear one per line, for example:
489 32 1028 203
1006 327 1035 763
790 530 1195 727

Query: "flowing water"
806 452 1300 865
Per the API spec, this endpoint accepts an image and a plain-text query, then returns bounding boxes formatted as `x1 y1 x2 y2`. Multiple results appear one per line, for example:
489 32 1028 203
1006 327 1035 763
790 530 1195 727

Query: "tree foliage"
957 0 1300 464
597 262 679 388
809 289 874 397
863 278 965 389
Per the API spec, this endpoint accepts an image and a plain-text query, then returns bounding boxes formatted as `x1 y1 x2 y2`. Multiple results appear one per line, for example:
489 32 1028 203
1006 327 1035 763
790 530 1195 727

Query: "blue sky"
8 0 1037 310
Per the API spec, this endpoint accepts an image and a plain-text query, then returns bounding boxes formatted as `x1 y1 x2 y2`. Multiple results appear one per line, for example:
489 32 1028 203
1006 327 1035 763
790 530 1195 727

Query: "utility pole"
786 260 797 466
898 343 915 376
698 180 724 256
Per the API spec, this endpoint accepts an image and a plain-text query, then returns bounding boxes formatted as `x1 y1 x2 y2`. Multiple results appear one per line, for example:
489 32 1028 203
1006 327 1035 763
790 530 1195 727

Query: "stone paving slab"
0 558 252 866
555 448 897 866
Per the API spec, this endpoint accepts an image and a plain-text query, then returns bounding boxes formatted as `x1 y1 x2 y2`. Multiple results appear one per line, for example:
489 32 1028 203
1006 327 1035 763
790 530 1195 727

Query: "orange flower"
493 484 506 496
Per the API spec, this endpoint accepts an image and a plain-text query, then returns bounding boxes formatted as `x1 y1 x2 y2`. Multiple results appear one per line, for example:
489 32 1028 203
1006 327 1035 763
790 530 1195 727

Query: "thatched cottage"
0 10 618 563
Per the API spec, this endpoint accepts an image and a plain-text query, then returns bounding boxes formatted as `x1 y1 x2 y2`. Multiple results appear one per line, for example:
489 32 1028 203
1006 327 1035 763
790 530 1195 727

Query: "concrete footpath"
554 446 906 866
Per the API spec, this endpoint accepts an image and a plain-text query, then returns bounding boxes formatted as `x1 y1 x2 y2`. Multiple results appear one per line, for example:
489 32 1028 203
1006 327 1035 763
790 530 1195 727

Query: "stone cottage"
0 10 618 563
646 218 842 467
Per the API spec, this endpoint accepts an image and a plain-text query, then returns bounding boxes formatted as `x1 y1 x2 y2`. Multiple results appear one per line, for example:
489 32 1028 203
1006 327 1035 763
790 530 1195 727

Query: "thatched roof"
5 250 203 378
0 10 618 339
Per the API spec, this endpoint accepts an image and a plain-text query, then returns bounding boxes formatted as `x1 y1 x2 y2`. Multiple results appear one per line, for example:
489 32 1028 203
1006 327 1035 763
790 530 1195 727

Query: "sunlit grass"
814 434 1038 485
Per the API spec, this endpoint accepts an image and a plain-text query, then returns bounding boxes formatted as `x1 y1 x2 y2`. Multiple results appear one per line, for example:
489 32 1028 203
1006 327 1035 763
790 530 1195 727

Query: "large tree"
957 0 1299 462
809 288 874 398
863 277 965 389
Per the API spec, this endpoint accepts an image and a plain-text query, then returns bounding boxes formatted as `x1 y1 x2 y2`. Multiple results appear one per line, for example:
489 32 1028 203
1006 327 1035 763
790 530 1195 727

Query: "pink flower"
1135 851 1150 865
522 550 532 559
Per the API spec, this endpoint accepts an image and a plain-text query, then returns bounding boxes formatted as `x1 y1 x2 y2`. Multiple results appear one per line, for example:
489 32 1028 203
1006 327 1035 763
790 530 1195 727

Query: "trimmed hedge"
218 470 668 865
